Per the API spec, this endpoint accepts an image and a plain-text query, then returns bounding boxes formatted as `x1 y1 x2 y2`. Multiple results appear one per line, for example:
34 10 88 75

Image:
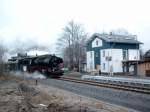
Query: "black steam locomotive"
7 54 64 78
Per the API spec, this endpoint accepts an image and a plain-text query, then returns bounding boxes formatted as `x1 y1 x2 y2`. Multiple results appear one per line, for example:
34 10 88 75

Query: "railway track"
60 76 150 94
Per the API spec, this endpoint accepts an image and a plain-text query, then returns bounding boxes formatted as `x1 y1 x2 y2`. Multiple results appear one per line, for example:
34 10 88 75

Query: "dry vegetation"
0 75 137 112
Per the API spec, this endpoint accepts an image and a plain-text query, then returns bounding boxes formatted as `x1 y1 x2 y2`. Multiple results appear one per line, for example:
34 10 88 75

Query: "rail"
59 76 150 94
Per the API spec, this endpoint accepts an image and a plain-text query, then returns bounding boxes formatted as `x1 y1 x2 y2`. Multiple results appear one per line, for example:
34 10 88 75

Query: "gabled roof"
138 50 150 63
144 50 150 58
86 33 143 45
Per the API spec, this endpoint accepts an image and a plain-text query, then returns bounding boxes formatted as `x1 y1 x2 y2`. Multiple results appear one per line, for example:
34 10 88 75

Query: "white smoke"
27 71 46 79
10 71 46 79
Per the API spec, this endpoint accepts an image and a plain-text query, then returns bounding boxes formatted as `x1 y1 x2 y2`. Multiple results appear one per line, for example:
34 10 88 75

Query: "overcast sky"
0 0 150 52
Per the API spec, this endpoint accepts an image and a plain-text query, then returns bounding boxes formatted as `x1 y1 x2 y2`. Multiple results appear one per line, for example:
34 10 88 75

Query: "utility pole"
135 36 139 76
78 43 81 72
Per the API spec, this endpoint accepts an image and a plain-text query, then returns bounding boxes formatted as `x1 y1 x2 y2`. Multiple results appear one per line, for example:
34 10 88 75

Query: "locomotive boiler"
7 54 64 78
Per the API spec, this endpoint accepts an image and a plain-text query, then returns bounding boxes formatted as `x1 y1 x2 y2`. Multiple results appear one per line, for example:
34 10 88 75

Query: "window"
103 63 105 70
92 38 102 48
90 62 93 69
103 50 105 57
96 40 98 46
90 51 92 58
95 52 98 57
123 50 128 60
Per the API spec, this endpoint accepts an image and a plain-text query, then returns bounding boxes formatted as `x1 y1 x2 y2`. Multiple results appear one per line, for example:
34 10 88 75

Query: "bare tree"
56 20 88 71
139 48 145 60
0 44 7 75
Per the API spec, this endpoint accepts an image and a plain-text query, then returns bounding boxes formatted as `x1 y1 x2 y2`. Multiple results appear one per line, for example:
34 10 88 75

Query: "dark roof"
86 33 142 45
144 50 150 58
8 54 52 62
137 50 150 64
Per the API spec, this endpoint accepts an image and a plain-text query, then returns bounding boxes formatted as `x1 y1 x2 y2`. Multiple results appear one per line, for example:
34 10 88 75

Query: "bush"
0 63 4 75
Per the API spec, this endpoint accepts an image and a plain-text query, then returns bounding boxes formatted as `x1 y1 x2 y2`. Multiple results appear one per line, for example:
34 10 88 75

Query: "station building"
86 33 142 75
138 50 150 77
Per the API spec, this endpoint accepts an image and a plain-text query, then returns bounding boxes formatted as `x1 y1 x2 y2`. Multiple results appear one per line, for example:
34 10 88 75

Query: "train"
6 54 64 78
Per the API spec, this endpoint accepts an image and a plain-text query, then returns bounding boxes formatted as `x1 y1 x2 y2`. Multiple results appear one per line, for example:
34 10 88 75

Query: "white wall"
101 49 123 73
92 38 102 48
128 49 140 60
86 51 95 72
100 49 140 73
112 49 123 72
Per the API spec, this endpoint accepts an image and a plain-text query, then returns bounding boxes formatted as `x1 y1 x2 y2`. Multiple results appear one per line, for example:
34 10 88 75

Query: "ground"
0 74 137 112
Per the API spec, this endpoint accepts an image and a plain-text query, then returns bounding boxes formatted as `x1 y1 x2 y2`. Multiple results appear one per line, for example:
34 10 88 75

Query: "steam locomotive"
7 54 64 78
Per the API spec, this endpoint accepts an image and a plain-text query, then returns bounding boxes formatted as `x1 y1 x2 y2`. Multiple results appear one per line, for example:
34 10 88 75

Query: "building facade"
86 33 142 75
138 50 150 77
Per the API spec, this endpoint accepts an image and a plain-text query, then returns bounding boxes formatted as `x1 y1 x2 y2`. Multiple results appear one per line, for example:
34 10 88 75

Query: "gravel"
39 78 150 112
0 76 134 112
